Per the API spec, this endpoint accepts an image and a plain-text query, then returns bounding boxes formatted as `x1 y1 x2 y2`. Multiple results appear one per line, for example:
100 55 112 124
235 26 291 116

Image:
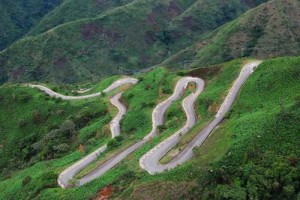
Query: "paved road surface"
110 92 126 138
139 60 262 174
27 77 138 100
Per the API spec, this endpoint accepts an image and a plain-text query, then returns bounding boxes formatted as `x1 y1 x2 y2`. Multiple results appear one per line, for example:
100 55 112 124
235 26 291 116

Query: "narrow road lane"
27 77 138 100
110 92 126 138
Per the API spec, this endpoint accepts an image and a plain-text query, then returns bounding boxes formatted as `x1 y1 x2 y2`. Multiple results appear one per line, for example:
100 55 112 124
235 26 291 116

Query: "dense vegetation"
0 0 61 50
0 0 268 84
0 56 298 199
0 79 121 179
28 0 135 35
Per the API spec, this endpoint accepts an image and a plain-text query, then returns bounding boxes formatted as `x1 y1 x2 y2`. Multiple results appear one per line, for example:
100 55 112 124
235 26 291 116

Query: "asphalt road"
139 60 262 174
27 77 138 100
110 92 126 138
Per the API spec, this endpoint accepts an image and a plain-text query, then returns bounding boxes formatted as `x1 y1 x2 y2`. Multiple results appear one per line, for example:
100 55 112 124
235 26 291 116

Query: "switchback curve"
139 60 262 174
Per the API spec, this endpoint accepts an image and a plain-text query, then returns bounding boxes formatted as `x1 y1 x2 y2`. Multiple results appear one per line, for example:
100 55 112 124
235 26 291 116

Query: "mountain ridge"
0 0 270 84
163 0 300 68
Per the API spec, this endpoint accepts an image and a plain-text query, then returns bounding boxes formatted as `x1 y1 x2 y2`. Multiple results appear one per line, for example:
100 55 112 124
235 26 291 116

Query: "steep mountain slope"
126 57 300 200
0 56 299 199
162 0 269 53
0 0 267 84
164 0 300 68
28 0 135 35
0 0 61 50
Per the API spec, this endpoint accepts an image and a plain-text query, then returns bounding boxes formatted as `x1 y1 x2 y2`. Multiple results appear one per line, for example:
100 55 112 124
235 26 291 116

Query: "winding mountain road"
139 60 262 174
72 77 205 187
27 77 138 100
28 77 138 188
29 60 262 187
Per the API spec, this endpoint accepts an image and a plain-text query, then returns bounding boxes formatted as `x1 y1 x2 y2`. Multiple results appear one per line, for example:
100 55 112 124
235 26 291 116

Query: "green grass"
28 0 135 36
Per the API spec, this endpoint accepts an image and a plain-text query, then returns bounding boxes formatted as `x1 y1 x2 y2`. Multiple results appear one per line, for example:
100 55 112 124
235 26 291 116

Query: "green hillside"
164 0 300 68
0 0 268 84
0 0 61 50
0 56 299 199
28 0 135 35
0 81 118 177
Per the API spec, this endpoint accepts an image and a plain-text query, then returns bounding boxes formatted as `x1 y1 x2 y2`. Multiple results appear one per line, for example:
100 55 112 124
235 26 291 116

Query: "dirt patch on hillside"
187 65 222 80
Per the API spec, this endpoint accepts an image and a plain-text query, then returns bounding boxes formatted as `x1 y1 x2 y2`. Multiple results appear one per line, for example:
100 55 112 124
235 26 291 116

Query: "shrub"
176 71 186 76
54 97 62 103
18 119 27 128
32 110 42 124
126 93 134 99
107 138 122 150
157 125 167 133
115 135 123 142
53 143 70 153
18 94 31 103
22 176 32 186
59 120 76 137
162 87 172 94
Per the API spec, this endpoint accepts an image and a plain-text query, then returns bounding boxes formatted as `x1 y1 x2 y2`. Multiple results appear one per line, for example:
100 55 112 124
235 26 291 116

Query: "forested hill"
0 0 61 50
0 0 269 84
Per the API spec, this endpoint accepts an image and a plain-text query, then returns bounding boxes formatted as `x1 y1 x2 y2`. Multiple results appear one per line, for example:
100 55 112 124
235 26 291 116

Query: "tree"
53 143 70 153
107 138 121 150
115 135 123 142
59 120 76 137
